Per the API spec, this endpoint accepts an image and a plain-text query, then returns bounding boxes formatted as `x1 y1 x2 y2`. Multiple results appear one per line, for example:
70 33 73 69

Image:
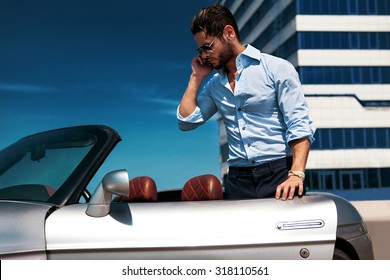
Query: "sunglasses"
196 31 222 55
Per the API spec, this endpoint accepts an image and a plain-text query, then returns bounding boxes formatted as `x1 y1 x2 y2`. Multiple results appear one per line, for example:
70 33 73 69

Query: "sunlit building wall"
216 0 390 199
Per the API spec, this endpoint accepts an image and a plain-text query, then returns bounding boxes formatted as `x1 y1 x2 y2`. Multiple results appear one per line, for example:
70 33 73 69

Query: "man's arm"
179 56 213 117
275 137 311 200
179 74 203 117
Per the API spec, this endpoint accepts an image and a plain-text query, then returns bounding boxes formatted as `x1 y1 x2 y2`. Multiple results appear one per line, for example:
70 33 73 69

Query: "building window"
273 34 298 59
299 67 390 84
376 128 389 148
249 1 296 50
298 32 390 49
234 0 255 22
306 168 390 190
348 0 359 14
332 129 344 149
297 0 389 15
381 168 390 187
311 128 390 150
240 0 278 41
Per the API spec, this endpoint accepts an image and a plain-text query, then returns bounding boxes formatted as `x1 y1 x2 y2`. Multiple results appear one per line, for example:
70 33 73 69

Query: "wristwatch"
288 170 305 180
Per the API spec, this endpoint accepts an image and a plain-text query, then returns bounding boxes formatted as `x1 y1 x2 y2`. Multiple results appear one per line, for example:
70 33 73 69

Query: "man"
177 5 314 200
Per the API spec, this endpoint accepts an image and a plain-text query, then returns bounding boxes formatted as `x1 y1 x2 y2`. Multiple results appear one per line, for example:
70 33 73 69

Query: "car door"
45 193 338 260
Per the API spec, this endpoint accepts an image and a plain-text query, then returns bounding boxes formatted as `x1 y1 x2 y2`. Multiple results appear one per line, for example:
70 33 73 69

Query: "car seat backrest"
119 176 157 202
45 185 56 197
181 174 223 201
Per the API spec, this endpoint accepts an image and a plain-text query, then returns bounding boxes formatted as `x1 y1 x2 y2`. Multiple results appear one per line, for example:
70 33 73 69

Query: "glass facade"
299 67 390 84
307 127 390 190
240 0 278 40
297 0 390 15
273 34 298 60
251 1 296 50
219 0 390 197
305 168 390 190
246 0 390 58
299 32 390 49
311 128 390 150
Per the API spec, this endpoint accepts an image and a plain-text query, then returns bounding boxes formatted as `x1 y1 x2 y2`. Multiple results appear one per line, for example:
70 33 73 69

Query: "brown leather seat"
119 176 157 202
45 185 56 197
181 174 223 201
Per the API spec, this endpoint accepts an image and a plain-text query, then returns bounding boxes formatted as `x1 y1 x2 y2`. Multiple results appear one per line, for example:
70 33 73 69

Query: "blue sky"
0 0 219 190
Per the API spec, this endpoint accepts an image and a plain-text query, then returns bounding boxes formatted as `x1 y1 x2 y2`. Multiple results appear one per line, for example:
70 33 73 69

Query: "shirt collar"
240 44 262 61
217 44 261 75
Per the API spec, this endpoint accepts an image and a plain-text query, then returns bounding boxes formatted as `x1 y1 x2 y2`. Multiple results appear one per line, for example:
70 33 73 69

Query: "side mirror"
86 169 129 217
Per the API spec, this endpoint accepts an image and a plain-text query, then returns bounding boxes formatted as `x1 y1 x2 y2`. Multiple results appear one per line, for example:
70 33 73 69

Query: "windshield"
0 133 96 202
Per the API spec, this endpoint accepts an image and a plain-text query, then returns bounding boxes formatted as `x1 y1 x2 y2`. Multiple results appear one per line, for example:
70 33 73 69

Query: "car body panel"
0 201 52 259
46 194 337 259
0 125 374 260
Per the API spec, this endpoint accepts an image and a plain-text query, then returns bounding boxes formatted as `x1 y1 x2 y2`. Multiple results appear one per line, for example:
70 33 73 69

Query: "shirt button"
242 127 246 130
247 144 251 147
237 108 242 111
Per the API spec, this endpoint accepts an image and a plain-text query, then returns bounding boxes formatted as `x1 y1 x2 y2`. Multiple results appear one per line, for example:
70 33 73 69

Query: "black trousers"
224 157 296 199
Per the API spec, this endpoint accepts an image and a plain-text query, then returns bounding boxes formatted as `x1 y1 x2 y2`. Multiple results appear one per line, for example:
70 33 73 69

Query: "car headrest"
181 174 223 201
119 176 157 202
45 185 56 197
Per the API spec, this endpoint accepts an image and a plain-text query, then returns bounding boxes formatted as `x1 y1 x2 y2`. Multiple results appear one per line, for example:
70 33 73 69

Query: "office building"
216 0 390 199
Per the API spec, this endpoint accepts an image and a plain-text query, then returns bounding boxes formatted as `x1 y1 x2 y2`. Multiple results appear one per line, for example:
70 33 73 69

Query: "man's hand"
191 56 214 79
275 175 304 200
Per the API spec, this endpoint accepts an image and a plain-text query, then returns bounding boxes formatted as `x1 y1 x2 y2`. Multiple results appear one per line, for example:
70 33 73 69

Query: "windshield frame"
0 125 121 206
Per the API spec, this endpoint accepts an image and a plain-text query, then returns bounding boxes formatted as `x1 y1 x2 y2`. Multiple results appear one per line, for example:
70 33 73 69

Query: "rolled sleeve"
177 106 205 131
177 81 218 131
275 60 315 144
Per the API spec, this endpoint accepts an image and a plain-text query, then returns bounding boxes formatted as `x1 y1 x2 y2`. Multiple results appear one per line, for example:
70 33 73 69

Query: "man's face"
194 30 234 70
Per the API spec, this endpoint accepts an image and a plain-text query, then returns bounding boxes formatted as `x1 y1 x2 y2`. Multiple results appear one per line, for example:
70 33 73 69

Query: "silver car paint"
46 195 338 259
0 127 374 260
86 169 129 217
0 201 52 259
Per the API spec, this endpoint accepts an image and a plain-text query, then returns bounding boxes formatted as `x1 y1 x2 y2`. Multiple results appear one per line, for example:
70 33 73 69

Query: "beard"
213 40 235 70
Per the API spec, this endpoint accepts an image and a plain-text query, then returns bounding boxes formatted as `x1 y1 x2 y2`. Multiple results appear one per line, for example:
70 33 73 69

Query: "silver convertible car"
0 125 373 260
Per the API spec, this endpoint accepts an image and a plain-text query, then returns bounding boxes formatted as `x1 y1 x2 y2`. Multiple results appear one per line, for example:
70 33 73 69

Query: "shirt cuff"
176 105 204 123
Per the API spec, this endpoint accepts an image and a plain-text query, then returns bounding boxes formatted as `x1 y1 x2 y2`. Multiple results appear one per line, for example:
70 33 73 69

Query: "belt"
229 157 292 175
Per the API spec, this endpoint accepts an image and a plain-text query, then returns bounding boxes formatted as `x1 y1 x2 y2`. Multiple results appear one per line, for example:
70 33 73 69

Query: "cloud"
143 97 180 116
0 82 61 93
145 97 179 106
157 109 178 116
144 96 220 120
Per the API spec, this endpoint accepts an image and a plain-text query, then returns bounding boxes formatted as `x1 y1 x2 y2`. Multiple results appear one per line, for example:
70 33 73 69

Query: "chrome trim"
276 219 324 230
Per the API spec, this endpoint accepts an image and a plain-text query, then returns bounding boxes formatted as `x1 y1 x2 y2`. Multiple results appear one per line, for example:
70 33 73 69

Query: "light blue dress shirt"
178 44 314 167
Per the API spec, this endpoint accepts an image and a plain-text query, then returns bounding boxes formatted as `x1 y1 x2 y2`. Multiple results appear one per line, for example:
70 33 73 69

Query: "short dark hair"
191 5 240 41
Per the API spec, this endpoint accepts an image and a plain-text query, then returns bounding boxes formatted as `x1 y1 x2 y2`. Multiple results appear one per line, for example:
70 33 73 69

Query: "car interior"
114 174 224 203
